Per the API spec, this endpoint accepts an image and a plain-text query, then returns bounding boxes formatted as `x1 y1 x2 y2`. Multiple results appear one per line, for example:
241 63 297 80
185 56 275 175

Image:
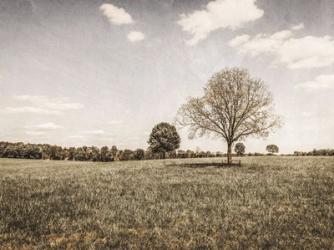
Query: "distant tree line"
0 140 288 162
0 141 226 161
293 149 334 156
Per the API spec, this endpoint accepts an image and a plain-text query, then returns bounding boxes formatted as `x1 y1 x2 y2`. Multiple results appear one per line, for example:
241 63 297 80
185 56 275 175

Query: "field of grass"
0 157 333 249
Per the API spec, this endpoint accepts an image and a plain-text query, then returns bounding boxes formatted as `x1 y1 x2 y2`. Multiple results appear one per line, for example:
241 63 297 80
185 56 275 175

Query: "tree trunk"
227 143 232 165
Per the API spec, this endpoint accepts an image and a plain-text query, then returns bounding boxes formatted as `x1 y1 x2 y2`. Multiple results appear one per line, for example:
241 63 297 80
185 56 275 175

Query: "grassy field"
0 157 333 249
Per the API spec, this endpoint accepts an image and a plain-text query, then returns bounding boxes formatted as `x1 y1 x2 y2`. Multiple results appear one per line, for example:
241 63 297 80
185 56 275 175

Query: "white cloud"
68 130 106 140
229 29 334 69
100 3 133 25
296 74 334 90
69 135 85 139
291 23 304 30
177 0 264 45
82 130 105 135
108 120 123 125
228 34 250 47
229 30 292 56
14 95 83 110
25 131 47 136
4 107 61 115
127 31 145 42
24 122 64 130
3 95 83 115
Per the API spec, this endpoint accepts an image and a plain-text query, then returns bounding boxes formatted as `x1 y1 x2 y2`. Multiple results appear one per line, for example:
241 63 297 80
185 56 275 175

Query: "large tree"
148 122 181 159
177 68 280 165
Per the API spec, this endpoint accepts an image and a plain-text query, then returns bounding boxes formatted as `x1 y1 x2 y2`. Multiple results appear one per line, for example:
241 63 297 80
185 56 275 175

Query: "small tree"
234 142 245 156
111 145 118 161
144 149 153 160
90 146 101 161
100 146 108 162
148 122 181 159
134 148 145 160
68 147 76 160
177 68 280 165
120 149 134 161
266 144 279 154
177 150 186 158
186 149 195 158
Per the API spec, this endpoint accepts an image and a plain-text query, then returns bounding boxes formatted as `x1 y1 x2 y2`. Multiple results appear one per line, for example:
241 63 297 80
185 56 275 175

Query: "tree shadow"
171 162 242 169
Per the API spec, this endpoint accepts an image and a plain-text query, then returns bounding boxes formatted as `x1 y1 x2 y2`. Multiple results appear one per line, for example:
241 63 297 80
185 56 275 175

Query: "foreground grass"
0 157 333 249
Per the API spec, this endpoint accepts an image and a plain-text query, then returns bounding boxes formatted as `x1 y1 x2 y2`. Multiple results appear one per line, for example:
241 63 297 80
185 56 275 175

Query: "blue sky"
1 0 334 153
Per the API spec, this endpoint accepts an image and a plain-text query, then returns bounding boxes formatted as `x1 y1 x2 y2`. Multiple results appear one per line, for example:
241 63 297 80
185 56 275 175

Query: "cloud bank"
296 74 334 90
4 95 83 115
229 25 334 69
177 0 263 45
24 122 64 130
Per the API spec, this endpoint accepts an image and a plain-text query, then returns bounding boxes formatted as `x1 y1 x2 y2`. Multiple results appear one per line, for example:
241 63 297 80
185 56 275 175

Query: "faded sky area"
1 0 334 153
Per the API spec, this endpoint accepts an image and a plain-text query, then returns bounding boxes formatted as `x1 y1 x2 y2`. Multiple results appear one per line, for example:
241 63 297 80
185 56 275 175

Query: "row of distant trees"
234 143 279 156
1 140 331 162
0 121 280 162
0 141 228 161
294 149 334 156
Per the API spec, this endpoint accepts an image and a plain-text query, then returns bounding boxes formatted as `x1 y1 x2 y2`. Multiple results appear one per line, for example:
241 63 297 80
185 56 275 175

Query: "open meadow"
0 156 333 249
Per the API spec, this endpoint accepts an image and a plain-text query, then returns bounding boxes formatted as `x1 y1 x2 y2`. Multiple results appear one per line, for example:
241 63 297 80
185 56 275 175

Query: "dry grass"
0 157 333 249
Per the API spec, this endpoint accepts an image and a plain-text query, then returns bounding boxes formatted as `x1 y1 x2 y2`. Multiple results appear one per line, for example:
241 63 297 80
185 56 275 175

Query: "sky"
1 0 334 153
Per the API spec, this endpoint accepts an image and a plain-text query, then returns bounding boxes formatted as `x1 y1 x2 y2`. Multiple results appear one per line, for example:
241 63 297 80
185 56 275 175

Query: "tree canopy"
266 144 279 154
177 68 280 164
234 142 246 156
148 122 181 158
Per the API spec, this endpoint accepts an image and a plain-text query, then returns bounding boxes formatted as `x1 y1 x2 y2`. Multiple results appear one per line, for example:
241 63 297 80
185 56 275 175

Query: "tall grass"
0 157 333 249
